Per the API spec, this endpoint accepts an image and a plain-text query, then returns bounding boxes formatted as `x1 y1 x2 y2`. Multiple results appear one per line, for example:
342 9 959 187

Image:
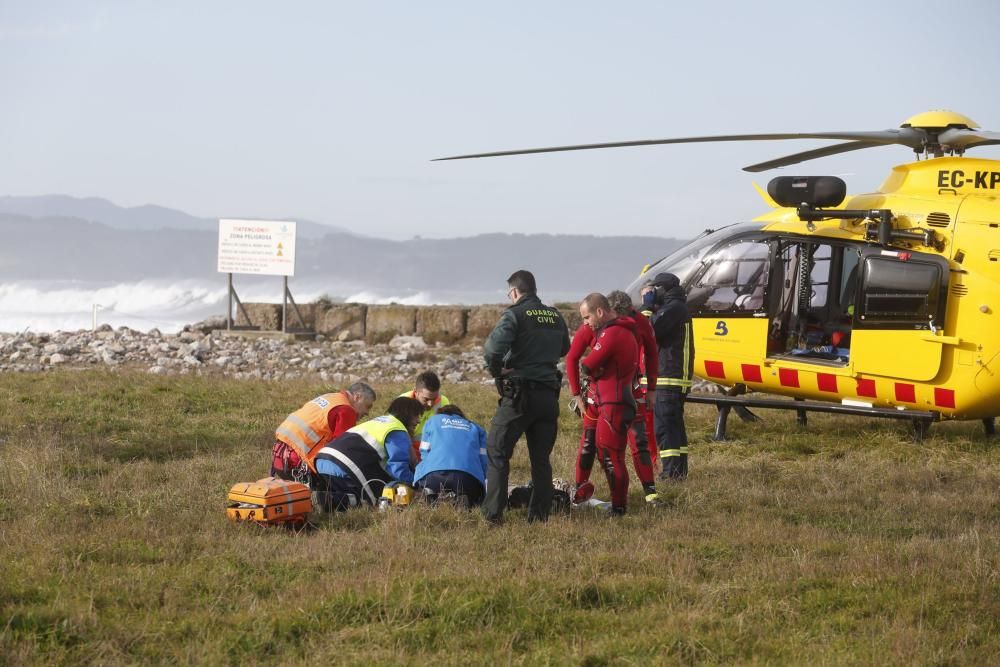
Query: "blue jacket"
414 414 488 485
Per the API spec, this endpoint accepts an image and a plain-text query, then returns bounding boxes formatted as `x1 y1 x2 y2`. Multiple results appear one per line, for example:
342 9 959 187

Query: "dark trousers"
314 474 371 511
654 387 689 479
482 386 560 523
418 471 485 505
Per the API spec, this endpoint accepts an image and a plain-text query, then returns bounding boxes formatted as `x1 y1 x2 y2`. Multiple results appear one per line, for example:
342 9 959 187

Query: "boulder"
237 303 280 330
365 306 417 344
318 304 366 341
466 306 506 340
416 307 468 344
388 335 427 350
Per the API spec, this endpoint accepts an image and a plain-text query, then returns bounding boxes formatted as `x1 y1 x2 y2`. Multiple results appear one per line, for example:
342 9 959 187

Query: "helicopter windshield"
625 222 766 300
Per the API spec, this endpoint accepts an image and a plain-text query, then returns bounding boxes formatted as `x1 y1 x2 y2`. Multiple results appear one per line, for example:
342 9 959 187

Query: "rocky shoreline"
0 321 493 385
1 320 718 392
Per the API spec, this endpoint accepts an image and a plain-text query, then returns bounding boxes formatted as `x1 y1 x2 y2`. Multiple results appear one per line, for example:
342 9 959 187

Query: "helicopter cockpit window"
624 223 766 302
856 257 942 329
688 239 769 314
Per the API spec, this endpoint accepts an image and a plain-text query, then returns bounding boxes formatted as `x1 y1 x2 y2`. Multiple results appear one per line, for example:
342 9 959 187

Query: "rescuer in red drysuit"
607 290 660 502
568 294 660 504
578 293 640 515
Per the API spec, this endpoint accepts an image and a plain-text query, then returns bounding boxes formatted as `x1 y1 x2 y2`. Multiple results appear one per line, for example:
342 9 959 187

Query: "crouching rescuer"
312 397 424 510
271 382 376 484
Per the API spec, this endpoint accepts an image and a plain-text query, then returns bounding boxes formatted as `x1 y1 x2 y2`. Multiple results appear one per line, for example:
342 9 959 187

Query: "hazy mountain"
0 195 351 239
0 200 689 295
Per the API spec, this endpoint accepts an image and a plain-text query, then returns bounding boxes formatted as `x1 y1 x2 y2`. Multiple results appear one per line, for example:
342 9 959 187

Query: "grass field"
0 370 997 665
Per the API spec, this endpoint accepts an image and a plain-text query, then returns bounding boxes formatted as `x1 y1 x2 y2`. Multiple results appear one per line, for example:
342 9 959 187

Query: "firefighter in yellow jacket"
270 381 376 484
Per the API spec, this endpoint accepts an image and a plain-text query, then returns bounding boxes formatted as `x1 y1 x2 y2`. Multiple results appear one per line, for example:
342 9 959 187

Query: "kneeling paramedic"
414 405 489 506
271 382 376 484
313 397 424 510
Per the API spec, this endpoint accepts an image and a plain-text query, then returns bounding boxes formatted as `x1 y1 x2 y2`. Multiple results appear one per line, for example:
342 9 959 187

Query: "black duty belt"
523 379 559 392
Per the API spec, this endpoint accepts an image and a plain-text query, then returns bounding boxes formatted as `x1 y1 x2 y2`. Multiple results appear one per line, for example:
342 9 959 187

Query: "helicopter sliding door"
768 240 855 366
849 248 949 381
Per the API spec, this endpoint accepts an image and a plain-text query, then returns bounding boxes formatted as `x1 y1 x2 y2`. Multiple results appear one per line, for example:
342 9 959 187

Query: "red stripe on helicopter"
817 373 838 393
704 360 726 379
778 368 799 388
934 388 956 409
856 378 877 398
741 364 762 383
894 383 916 403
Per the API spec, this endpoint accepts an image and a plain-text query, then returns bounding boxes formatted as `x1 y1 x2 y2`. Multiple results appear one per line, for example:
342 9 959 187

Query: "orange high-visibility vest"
275 392 353 472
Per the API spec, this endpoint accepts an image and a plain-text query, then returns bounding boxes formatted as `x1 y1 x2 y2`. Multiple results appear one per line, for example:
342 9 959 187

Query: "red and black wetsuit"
628 307 660 497
567 318 659 496
581 317 640 512
566 325 600 490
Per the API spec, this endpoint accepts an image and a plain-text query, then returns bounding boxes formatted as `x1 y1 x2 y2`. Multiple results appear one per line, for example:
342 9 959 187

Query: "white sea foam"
0 280 229 334
0 279 575 334
343 290 442 306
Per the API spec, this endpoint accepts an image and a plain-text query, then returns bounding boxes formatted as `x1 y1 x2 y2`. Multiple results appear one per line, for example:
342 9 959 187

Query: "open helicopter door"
766 240 855 367
848 247 949 382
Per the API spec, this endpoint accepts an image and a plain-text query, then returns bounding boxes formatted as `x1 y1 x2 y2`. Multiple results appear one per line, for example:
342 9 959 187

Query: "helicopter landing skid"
685 393 938 443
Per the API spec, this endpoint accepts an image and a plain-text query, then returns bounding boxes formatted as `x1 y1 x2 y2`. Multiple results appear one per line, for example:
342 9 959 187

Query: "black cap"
651 272 680 290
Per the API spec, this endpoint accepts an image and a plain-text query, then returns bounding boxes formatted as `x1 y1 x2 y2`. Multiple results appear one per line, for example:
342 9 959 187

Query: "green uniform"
483 295 569 383
482 293 570 524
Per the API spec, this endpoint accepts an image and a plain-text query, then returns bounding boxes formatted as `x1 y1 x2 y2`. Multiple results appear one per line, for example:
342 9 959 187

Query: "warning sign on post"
217 219 296 276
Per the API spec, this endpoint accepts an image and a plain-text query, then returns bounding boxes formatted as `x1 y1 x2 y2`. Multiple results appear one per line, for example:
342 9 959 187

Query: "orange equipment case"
226 477 312 525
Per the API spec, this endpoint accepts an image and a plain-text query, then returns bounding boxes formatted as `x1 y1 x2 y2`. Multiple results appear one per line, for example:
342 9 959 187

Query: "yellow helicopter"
436 111 1000 438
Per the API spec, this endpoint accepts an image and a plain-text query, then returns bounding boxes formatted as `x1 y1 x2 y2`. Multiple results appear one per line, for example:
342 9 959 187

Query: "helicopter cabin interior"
677 228 949 370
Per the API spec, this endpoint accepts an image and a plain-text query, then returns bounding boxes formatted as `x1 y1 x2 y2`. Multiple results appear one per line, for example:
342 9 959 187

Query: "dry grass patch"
0 370 997 665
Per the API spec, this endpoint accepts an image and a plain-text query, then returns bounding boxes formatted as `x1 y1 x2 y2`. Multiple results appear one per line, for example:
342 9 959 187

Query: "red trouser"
576 402 656 486
595 402 633 509
575 404 599 487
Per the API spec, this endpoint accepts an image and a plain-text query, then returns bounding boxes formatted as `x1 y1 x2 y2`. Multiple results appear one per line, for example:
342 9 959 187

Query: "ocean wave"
0 279 577 334
0 280 229 333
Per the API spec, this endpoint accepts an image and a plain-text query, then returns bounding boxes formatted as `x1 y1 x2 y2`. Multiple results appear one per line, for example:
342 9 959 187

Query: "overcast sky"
3 1 999 240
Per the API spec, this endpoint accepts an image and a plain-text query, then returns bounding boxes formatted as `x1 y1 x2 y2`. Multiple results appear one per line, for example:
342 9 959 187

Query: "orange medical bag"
226 477 312 526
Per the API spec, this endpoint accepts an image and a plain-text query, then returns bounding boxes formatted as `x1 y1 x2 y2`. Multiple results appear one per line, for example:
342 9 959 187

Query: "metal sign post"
217 219 298 331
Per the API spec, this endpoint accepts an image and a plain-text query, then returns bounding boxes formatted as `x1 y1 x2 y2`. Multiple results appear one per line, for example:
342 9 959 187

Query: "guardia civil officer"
482 269 571 524
643 272 695 480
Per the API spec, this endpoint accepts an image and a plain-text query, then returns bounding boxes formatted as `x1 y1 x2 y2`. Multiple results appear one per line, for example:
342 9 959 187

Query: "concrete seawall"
236 302 584 342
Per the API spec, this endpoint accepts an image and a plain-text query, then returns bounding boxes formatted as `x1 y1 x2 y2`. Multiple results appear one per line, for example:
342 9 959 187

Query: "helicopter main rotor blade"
938 128 1000 149
433 130 921 161
742 141 886 172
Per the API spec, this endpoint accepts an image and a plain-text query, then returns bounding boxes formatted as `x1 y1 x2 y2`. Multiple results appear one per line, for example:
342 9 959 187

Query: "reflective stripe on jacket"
275 392 352 472
346 415 408 462
314 414 413 494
